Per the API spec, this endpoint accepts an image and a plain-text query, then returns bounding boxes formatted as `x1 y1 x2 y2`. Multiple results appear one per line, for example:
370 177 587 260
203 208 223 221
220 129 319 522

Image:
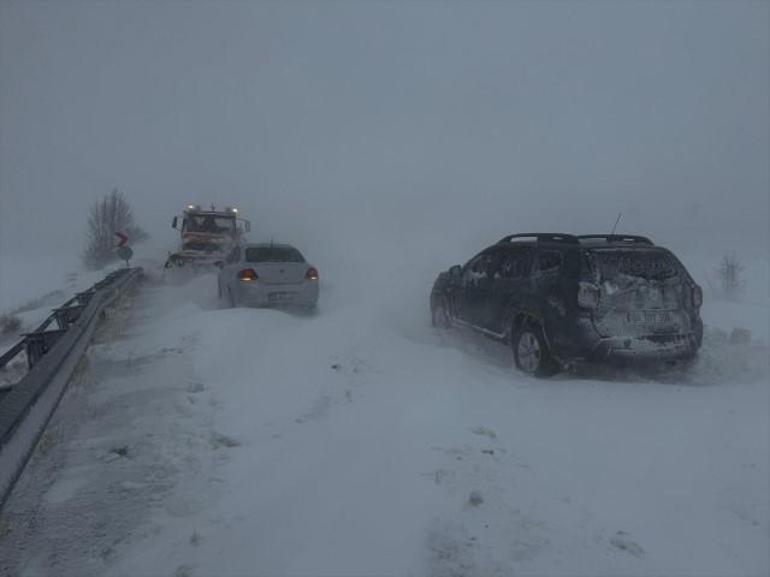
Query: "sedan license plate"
268 291 294 302
627 311 672 324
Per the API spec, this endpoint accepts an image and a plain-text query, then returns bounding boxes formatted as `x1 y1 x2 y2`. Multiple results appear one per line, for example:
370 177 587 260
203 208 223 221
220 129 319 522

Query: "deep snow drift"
0 253 767 577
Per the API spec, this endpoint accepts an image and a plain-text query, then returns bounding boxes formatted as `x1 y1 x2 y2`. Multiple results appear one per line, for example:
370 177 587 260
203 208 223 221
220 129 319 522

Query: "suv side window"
536 250 563 275
500 248 533 279
463 252 499 284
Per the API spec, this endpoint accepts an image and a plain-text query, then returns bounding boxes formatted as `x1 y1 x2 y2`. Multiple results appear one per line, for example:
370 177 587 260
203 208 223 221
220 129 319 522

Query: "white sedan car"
217 242 319 310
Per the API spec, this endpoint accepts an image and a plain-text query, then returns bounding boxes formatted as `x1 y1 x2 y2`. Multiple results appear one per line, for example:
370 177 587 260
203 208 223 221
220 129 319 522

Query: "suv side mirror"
172 216 178 229
449 265 462 277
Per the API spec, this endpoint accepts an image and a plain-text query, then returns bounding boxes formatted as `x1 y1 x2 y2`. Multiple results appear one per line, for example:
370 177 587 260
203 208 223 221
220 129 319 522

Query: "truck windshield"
185 215 235 234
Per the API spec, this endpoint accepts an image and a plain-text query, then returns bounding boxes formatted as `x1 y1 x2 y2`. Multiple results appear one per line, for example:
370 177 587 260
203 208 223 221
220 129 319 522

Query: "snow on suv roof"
577 234 654 246
495 233 655 247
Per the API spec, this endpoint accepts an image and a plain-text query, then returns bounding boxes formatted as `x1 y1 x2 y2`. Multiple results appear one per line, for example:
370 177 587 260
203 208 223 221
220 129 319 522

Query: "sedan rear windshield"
587 249 680 281
245 246 305 263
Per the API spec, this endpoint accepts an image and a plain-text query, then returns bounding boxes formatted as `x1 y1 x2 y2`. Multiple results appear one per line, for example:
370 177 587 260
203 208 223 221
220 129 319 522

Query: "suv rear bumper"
587 333 698 360
565 317 700 361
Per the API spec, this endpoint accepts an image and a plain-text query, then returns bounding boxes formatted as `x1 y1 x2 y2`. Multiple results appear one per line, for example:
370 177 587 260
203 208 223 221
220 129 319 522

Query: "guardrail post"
75 290 95 306
53 304 86 330
24 330 67 369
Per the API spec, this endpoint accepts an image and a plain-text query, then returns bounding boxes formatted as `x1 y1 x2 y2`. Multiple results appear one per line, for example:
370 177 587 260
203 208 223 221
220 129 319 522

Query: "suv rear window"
588 249 679 281
245 246 305 263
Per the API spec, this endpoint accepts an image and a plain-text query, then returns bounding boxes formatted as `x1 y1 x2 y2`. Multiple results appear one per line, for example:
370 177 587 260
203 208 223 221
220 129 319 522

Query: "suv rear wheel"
513 322 558 377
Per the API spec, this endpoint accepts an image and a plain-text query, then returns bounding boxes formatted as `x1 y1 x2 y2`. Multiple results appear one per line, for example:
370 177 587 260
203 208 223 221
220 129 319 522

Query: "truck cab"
166 205 251 269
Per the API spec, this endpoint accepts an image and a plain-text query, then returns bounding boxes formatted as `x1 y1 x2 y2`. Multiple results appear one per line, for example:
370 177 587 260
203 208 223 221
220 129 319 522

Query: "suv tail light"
692 284 703 308
578 282 600 309
305 267 319 281
238 268 258 282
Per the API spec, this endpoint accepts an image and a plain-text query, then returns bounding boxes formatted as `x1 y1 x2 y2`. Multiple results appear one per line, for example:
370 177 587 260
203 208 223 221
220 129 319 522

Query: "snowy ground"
0 254 768 577
0 247 163 348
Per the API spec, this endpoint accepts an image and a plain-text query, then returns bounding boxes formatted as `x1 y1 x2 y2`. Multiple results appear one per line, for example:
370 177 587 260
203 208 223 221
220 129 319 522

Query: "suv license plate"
268 291 294 302
627 311 672 324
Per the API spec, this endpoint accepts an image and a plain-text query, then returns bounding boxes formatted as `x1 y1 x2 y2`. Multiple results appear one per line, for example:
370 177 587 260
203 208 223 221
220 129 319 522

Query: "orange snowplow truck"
165 204 251 269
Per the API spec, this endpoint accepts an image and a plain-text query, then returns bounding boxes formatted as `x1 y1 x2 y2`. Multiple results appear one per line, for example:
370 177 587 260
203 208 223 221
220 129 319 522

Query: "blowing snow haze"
1 3 770 577
0 1 768 267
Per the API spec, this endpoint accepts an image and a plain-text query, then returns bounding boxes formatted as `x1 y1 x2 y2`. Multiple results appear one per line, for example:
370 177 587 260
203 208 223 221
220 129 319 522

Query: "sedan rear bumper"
233 280 319 308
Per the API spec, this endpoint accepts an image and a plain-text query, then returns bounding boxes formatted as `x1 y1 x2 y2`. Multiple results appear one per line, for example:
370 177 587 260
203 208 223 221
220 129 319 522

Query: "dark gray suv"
430 233 703 376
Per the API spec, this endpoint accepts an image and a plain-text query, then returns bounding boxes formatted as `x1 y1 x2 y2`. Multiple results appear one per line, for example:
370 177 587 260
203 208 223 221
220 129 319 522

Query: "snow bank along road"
0 264 767 577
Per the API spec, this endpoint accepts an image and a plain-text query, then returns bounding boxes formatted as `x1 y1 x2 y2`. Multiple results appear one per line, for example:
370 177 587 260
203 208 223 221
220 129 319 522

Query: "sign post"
115 232 133 267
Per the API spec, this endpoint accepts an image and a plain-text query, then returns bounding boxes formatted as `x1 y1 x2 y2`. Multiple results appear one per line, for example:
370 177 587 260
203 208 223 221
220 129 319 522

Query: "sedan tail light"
578 282 600 309
305 267 319 281
692 284 703 308
238 268 258 282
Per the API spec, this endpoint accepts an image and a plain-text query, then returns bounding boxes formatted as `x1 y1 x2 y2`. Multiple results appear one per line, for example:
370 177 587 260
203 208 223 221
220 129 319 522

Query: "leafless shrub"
82 189 148 269
715 252 745 299
729 327 751 345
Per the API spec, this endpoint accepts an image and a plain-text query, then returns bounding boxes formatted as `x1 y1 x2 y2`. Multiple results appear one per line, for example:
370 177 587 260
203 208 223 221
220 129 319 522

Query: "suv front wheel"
512 323 558 377
431 297 452 329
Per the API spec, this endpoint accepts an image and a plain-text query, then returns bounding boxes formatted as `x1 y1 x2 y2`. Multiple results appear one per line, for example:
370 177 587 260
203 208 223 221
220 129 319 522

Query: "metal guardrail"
0 267 143 510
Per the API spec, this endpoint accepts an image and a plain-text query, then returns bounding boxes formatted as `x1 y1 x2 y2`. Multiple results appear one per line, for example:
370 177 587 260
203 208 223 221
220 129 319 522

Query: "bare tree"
715 252 744 299
83 189 148 269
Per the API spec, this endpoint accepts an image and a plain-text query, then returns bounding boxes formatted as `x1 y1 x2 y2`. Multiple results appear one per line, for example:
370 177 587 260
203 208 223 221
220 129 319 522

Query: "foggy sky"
1 0 768 264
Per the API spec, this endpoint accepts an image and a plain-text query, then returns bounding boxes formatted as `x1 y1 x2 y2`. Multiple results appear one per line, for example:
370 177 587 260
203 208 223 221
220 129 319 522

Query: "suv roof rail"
577 234 654 245
497 233 580 245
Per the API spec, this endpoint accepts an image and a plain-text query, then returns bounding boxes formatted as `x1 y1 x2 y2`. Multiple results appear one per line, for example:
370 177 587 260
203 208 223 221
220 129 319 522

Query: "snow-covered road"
1 265 768 577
